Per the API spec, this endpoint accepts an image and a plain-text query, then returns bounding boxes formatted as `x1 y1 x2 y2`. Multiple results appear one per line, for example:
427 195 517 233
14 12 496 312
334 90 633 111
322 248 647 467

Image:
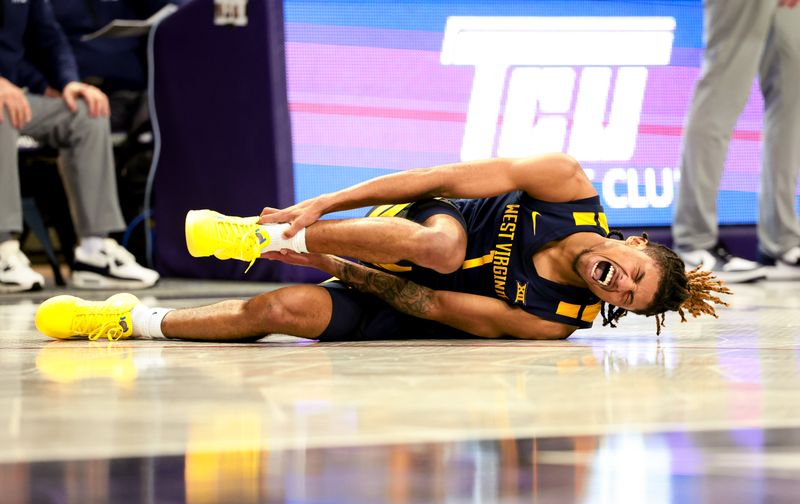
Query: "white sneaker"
0 240 46 293
676 242 766 284
71 238 159 289
760 246 800 281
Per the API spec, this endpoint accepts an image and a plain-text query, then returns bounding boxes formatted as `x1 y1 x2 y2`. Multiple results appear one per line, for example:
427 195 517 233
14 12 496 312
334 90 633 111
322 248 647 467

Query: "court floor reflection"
1 281 800 502
2 428 800 504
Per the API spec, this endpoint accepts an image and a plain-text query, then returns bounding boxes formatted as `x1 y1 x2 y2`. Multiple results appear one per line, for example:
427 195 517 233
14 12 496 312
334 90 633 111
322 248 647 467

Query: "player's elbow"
518 153 589 192
552 153 583 180
553 153 592 198
517 325 575 340
542 331 572 340
473 327 573 340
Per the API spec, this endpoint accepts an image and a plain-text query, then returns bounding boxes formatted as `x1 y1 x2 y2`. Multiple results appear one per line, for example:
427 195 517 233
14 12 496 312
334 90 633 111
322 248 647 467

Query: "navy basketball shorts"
317 199 469 341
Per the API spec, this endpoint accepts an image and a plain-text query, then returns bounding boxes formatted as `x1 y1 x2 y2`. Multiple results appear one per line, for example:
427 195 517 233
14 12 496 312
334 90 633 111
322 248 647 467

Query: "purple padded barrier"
150 0 298 282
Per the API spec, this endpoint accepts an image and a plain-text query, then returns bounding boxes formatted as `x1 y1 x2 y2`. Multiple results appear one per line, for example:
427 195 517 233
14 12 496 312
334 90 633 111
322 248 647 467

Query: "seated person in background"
0 0 159 292
22 0 187 134
36 155 730 342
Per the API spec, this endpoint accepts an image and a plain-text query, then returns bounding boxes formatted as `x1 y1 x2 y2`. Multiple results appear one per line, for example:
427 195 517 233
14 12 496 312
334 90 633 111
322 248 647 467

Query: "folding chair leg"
21 197 66 286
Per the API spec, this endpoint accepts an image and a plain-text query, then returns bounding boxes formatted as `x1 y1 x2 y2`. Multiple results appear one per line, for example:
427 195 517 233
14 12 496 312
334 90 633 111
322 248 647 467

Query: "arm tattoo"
331 258 436 318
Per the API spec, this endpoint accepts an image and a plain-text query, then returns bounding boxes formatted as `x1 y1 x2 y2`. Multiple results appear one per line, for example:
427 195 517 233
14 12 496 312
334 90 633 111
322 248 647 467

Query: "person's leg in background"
22 95 158 289
756 4 800 279
672 0 774 283
0 107 46 292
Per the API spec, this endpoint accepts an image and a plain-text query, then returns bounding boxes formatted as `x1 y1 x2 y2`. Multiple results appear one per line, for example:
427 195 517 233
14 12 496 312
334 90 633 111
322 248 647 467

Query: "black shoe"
71 239 159 289
676 242 766 283
758 247 800 281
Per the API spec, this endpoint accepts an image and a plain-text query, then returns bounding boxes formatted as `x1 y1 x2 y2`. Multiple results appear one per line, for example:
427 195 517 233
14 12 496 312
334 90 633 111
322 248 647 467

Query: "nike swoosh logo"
532 211 541 235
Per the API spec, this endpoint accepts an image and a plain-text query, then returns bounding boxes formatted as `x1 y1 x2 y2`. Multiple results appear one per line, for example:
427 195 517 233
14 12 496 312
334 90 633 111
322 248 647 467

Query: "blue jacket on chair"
0 0 79 89
20 0 185 93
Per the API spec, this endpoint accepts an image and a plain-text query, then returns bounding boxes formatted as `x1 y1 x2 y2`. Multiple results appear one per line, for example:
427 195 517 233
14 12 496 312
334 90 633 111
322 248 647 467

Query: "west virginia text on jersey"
368 193 610 328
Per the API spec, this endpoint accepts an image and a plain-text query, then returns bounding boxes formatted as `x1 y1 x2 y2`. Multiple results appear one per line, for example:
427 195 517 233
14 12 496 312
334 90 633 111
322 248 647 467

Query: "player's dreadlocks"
599 231 733 335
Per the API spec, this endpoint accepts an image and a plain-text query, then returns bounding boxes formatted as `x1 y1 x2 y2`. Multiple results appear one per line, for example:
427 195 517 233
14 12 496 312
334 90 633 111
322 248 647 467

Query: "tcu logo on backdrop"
214 0 248 27
440 17 676 162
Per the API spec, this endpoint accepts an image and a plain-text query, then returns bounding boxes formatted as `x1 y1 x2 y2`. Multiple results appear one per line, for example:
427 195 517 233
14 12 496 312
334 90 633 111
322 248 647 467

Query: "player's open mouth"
591 260 616 288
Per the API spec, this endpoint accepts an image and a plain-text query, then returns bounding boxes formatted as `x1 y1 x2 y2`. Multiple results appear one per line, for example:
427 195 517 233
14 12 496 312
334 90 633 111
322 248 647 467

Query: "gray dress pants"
0 94 126 237
673 0 800 257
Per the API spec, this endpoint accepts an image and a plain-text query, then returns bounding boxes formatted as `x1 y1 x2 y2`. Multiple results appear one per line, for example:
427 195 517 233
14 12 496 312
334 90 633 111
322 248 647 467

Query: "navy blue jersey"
370 193 610 328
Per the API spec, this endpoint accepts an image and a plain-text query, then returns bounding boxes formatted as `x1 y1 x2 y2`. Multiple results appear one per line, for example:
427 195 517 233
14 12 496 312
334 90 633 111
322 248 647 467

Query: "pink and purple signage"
285 0 770 227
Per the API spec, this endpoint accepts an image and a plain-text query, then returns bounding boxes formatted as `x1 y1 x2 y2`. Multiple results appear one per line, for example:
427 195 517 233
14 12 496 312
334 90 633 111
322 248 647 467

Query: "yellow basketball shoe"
35 293 140 341
185 210 268 272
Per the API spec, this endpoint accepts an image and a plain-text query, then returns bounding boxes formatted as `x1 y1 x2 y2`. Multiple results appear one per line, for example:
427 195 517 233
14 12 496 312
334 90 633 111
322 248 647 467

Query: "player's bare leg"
304 214 467 273
35 284 334 342
160 284 332 341
187 210 467 274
